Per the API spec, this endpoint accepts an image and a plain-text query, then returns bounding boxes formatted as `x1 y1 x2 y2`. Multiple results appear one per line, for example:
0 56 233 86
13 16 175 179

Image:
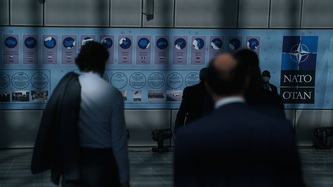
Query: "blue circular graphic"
111 72 128 89
138 37 150 49
247 38 259 50
156 38 168 49
82 37 94 45
24 37 37 49
0 73 10 89
101 37 113 49
63 37 75 49
167 72 183 89
119 37 132 49
129 72 146 89
228 38 241 50
31 72 49 89
11 72 29 89
148 72 165 89
5 36 18 48
44 37 56 49
192 38 205 50
210 38 223 50
174 38 187 50
185 72 200 86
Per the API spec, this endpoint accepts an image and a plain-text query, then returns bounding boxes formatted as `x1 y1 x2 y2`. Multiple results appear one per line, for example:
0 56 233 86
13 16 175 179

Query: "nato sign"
280 36 318 104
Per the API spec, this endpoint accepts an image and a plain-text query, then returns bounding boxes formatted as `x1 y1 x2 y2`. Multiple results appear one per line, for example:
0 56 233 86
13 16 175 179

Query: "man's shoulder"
220 102 290 125
186 82 204 89
269 83 278 91
58 72 79 83
269 83 277 88
183 83 205 96
103 82 122 97
244 105 293 131
184 85 195 92
176 103 293 143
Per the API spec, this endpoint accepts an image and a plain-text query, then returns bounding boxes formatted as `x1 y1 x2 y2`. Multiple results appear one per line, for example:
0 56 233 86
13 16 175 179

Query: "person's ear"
204 81 211 93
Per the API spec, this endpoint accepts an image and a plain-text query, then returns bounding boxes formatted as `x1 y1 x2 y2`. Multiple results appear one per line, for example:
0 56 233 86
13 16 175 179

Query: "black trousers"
62 148 120 187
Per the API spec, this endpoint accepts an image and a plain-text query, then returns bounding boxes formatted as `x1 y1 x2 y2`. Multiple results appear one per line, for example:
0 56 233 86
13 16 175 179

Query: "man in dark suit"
174 67 209 131
174 53 305 187
262 70 278 94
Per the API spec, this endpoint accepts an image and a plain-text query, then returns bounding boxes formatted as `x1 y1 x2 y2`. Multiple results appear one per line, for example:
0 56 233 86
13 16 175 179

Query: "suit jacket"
175 82 208 130
31 72 81 185
174 102 305 187
269 83 278 94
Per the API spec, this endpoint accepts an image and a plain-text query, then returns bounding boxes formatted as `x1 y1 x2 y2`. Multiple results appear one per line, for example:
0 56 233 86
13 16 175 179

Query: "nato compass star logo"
281 36 318 70
289 42 311 65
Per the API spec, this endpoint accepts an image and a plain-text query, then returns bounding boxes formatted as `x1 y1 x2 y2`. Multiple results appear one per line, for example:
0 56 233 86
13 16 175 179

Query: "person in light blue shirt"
69 41 130 187
31 41 130 187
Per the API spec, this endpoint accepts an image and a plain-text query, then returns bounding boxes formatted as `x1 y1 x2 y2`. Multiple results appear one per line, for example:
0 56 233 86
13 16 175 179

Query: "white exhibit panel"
295 110 333 146
302 0 333 28
125 110 171 146
175 0 238 28
45 0 109 27
10 0 43 26
0 110 42 148
143 0 174 27
0 0 9 25
111 0 142 27
238 0 269 28
270 0 301 28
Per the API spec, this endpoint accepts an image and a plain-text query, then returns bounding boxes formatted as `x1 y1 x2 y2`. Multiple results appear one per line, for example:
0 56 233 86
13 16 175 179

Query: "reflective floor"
0 148 332 187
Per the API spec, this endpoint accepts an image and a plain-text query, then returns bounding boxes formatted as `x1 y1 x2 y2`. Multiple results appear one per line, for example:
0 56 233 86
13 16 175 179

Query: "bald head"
206 53 247 96
212 53 238 79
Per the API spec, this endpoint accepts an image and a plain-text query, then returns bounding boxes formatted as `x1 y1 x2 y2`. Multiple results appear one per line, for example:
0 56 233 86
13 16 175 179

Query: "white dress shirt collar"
214 96 245 109
80 71 100 77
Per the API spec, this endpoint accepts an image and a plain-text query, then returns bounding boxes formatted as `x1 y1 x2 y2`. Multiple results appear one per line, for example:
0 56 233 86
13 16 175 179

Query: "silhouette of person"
262 70 278 94
233 49 285 118
174 53 305 187
174 68 208 132
31 41 130 187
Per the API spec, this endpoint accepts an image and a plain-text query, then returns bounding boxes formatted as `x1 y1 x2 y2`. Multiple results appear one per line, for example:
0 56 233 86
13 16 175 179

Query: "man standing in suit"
262 70 278 94
174 53 305 187
174 67 209 131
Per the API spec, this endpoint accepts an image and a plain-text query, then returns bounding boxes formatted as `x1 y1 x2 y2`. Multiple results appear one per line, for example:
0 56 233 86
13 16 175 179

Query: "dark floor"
0 148 332 187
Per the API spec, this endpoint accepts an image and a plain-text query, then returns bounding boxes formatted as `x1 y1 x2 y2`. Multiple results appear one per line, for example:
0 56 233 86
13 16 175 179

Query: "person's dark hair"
233 49 263 98
199 67 208 81
206 56 247 96
262 70 271 77
75 41 109 73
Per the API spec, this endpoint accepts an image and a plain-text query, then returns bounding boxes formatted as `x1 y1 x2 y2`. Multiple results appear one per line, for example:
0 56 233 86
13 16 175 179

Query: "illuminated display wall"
1 27 333 110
